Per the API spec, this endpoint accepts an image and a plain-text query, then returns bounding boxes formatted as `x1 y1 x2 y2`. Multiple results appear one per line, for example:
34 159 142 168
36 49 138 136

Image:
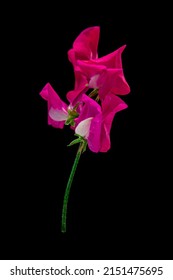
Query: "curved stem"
61 143 83 233
88 88 98 98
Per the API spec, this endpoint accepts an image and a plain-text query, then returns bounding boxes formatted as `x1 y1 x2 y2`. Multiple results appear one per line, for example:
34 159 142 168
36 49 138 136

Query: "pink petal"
100 94 128 152
77 60 105 79
88 113 102 153
68 26 100 64
76 59 130 96
98 68 130 99
76 94 101 122
66 70 88 103
68 49 76 67
40 83 68 128
94 45 126 68
75 94 102 153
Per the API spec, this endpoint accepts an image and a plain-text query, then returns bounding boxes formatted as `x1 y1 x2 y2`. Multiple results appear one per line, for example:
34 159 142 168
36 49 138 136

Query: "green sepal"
65 118 72 125
82 140 87 153
68 134 88 152
65 118 75 127
67 138 82 146
74 133 82 138
67 109 79 118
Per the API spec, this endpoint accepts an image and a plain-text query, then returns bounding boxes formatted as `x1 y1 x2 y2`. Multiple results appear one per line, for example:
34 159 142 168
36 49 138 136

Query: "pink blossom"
39 26 129 153
40 83 68 128
75 94 102 153
68 27 130 101
40 83 127 152
75 94 127 153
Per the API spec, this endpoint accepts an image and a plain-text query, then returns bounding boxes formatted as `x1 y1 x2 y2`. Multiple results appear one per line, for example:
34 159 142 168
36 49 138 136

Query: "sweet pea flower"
40 83 69 128
39 83 100 153
39 83 102 152
74 93 127 153
68 26 130 101
75 94 102 153
39 26 130 233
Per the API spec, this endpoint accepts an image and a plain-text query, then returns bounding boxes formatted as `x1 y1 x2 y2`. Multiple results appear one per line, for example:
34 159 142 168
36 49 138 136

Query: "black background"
1 4 172 260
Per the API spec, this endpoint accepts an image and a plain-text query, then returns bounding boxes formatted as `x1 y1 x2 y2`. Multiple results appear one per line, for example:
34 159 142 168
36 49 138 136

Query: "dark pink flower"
40 83 127 153
39 27 131 233
78 46 130 99
75 93 127 153
68 27 130 102
40 83 68 128
75 94 102 153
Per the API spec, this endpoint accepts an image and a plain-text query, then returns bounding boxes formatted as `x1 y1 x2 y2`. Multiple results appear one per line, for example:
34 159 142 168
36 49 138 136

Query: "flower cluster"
40 26 130 153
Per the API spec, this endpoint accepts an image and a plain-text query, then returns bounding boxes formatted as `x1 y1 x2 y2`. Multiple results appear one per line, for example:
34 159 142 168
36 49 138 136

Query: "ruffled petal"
66 71 88 103
75 94 102 153
40 83 68 128
98 68 130 99
94 45 126 68
70 26 100 62
88 113 102 153
100 94 128 152
77 60 105 80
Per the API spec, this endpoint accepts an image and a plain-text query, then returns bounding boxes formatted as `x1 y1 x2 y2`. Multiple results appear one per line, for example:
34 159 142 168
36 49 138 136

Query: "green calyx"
68 134 87 153
65 109 79 127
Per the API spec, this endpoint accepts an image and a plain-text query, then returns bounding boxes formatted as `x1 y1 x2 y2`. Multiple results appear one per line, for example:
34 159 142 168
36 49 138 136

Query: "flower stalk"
61 142 85 233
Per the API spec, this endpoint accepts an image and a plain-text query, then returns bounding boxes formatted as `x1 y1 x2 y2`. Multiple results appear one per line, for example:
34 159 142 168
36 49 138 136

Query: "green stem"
61 143 83 233
89 88 98 98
